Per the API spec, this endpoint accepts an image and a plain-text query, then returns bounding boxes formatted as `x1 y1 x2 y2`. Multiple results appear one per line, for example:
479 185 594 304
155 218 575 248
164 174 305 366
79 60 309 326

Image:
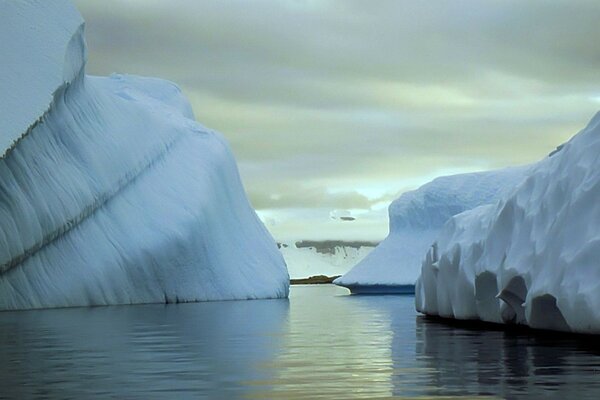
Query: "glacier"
416 112 600 334
0 0 289 310
335 167 528 293
280 241 375 279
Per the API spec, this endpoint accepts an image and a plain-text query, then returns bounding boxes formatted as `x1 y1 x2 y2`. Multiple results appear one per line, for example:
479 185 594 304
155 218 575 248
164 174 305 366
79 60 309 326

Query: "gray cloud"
73 0 600 238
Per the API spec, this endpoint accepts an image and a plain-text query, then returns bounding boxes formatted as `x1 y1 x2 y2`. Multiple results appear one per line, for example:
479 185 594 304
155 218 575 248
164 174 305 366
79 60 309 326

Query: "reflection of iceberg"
416 113 600 334
414 317 600 398
0 299 289 398
0 0 288 310
335 167 527 293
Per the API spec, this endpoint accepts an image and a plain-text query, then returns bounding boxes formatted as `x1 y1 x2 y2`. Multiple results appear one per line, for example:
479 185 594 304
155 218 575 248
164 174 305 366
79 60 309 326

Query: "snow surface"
0 0 288 310
0 0 85 156
416 112 600 334
280 242 374 279
335 167 528 289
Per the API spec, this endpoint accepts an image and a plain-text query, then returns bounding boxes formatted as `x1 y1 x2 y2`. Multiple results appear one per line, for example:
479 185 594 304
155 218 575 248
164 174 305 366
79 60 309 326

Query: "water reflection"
264 286 403 398
414 316 600 399
0 299 289 399
1 286 599 399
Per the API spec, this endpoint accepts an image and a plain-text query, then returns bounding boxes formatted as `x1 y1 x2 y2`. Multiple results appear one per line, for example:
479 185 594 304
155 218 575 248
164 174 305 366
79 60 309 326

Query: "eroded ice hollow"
334 167 528 294
416 112 600 334
0 0 288 310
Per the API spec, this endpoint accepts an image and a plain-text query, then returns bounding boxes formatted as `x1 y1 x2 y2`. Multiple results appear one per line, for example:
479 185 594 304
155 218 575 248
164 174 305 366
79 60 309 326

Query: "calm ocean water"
1 285 599 399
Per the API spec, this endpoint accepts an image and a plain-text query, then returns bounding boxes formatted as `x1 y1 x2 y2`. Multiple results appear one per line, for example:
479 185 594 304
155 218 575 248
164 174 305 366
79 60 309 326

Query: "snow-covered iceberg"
416 113 600 334
0 0 288 310
335 167 528 293
280 240 375 279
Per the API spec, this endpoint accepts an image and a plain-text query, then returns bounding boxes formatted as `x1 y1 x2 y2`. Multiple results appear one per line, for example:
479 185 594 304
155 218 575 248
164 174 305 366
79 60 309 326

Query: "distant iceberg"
280 240 375 279
416 113 600 334
335 167 528 293
0 0 288 310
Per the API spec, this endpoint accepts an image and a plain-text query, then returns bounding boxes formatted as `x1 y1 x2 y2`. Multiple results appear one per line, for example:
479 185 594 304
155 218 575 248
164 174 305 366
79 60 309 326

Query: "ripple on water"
1 285 599 399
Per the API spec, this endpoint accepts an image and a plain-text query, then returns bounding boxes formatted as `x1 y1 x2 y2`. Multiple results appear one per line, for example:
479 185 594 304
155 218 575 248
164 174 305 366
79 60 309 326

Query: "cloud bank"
74 0 600 239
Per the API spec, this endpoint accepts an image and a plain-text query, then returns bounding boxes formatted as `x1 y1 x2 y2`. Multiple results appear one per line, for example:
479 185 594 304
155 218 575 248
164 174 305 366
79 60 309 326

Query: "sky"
73 0 600 241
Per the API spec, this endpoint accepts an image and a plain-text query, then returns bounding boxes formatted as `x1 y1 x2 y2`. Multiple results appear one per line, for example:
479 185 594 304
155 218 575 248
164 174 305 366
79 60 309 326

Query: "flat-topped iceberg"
335 167 528 293
0 0 288 310
416 113 600 334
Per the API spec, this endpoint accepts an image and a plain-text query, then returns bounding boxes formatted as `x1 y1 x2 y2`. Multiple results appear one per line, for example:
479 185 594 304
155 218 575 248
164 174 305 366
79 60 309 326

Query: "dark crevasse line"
0 79 193 276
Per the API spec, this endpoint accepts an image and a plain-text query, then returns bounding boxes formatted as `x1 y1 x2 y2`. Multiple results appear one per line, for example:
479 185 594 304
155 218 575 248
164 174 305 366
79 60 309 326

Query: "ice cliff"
335 167 528 292
416 113 600 334
0 0 289 310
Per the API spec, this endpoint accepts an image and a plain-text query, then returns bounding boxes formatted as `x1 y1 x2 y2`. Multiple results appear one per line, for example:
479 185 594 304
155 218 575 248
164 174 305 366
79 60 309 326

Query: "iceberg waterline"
416 112 600 334
335 167 528 290
0 0 288 310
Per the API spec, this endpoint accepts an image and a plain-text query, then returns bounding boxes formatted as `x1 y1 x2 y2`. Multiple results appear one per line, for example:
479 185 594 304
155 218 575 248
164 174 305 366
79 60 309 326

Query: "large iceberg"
0 0 288 310
335 167 528 293
416 113 600 334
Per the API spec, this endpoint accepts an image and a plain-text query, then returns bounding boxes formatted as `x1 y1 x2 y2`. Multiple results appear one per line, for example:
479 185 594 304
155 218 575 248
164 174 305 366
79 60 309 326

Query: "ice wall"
416 113 600 334
0 0 85 156
335 167 527 290
0 0 288 310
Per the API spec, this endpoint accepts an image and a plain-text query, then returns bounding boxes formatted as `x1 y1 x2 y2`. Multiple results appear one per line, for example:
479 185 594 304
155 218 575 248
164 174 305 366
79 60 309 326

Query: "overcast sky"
73 0 600 241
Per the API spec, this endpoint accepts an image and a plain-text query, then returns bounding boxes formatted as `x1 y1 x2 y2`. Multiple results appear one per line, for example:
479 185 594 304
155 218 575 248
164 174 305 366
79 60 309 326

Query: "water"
1 285 599 399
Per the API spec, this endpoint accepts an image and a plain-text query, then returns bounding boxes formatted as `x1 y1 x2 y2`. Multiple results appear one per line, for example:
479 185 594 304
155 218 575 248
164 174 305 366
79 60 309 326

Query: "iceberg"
416 112 600 334
335 167 528 294
0 0 288 310
280 240 375 279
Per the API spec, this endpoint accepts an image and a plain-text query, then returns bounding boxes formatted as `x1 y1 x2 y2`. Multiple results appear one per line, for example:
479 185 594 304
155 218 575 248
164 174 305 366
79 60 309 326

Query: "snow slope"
416 112 600 334
0 0 288 310
335 167 528 291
